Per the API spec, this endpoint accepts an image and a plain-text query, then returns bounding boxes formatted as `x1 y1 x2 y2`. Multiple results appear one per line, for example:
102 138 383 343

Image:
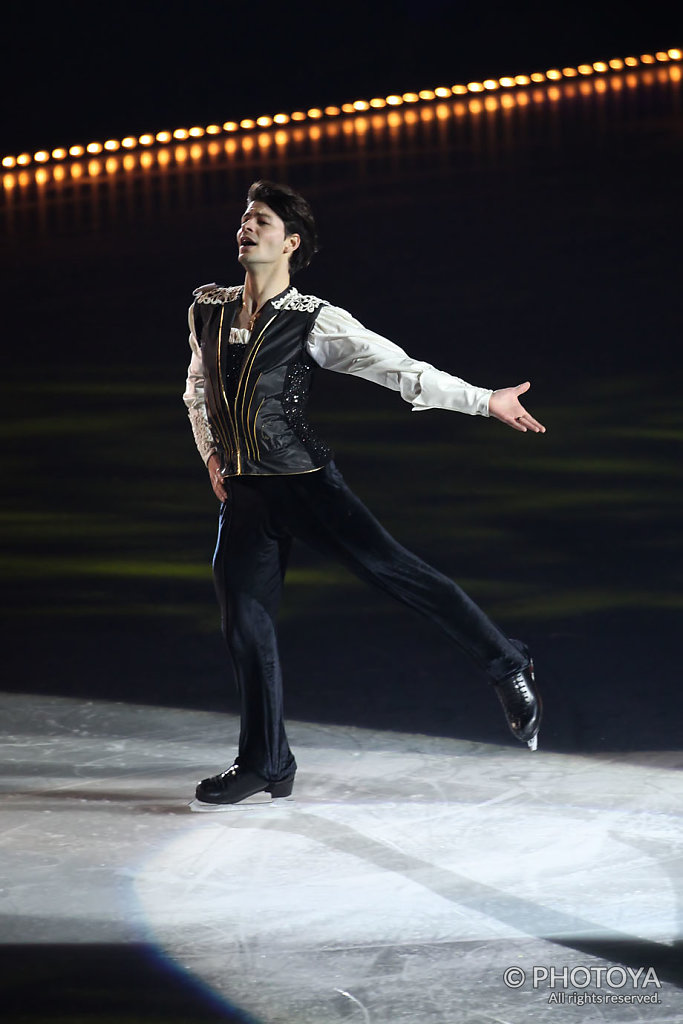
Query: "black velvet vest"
192 284 332 477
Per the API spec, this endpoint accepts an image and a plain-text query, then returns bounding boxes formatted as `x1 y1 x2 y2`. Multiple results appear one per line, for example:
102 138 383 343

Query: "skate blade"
188 794 294 812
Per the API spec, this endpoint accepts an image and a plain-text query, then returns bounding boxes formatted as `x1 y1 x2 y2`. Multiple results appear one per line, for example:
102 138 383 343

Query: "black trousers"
212 461 528 782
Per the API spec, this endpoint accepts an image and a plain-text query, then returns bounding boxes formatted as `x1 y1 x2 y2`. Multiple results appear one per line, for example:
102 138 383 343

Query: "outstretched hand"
488 381 546 433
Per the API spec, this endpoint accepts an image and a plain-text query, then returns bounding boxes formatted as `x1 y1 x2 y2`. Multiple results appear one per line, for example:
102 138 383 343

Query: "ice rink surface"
2 692 681 1023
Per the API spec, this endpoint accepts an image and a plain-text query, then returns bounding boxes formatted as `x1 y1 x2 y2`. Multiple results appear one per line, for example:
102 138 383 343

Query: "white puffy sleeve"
182 304 218 465
307 304 492 416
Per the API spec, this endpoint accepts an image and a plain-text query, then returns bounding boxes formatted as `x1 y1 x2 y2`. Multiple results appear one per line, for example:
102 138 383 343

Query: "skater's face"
236 201 300 271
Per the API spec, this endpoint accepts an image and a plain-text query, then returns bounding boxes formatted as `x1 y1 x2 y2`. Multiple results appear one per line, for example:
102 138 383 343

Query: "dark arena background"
1 3 682 1022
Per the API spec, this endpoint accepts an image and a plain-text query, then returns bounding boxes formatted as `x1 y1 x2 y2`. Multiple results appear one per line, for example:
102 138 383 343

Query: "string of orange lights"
2 48 680 176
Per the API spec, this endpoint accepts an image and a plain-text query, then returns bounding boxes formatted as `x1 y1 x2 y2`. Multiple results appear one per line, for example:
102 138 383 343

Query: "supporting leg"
207 481 297 790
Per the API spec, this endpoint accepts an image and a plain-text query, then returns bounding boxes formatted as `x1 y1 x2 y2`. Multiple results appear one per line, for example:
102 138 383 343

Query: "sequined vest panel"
192 285 333 477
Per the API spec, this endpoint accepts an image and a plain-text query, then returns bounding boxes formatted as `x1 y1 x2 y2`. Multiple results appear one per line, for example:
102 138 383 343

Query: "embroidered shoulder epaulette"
193 284 243 304
271 288 327 313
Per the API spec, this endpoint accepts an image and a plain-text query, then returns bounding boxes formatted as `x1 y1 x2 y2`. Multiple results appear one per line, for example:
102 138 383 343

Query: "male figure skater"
184 180 546 805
